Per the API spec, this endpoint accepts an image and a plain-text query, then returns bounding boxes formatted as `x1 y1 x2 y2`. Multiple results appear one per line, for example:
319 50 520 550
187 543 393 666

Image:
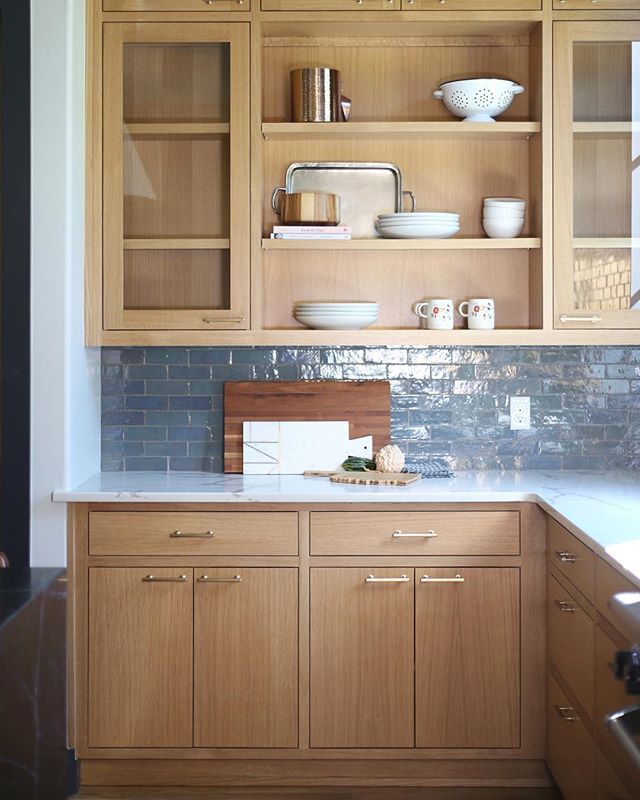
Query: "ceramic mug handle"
414 302 430 319
271 186 286 215
458 301 470 318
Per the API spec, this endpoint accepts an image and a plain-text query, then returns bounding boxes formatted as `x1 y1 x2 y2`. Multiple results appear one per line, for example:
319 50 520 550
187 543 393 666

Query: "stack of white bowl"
482 197 525 239
294 302 379 330
376 212 460 240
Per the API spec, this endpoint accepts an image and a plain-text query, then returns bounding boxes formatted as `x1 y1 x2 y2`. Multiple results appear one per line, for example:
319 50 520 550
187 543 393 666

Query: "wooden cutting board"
224 381 390 473
329 471 421 486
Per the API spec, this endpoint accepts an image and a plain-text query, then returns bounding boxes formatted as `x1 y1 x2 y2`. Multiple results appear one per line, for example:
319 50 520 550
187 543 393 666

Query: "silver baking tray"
283 162 414 238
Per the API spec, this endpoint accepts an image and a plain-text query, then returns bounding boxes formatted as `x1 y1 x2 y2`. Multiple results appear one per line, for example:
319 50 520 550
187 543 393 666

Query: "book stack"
270 225 352 240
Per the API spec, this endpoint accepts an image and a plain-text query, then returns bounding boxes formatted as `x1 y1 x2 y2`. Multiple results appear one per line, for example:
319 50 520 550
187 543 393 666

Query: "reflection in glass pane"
123 133 229 239
123 44 230 123
573 249 637 311
573 42 632 122
124 250 231 311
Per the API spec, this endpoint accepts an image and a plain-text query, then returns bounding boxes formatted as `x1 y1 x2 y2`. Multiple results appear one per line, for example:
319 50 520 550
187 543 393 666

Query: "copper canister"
291 68 341 123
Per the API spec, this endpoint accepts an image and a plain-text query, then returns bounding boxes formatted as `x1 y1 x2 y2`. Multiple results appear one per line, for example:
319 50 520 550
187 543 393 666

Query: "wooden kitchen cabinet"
262 0 398 9
102 22 249 332
309 567 414 748
554 22 640 331
88 567 194 747
194 567 298 747
403 0 540 9
555 1 640 8
415 567 520 748
104 0 249 9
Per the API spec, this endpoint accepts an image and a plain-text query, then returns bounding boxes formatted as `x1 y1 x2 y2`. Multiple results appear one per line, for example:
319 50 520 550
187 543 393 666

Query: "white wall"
30 0 101 566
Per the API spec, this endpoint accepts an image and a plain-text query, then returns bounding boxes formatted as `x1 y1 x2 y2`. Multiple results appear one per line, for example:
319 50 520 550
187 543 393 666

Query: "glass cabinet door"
103 23 249 330
555 23 640 330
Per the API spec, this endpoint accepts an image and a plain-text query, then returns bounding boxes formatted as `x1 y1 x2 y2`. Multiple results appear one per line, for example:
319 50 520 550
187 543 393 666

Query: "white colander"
433 78 525 123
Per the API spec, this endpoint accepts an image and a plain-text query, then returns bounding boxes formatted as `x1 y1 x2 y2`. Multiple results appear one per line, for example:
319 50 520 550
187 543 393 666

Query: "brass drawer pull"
170 530 214 539
393 529 437 539
142 574 188 583
559 315 602 324
421 574 465 583
555 599 577 613
198 575 242 583
555 705 579 723
555 550 576 563
365 574 410 583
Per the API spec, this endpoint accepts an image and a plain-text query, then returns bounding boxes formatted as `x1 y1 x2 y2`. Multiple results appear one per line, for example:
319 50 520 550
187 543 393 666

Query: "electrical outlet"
510 396 531 431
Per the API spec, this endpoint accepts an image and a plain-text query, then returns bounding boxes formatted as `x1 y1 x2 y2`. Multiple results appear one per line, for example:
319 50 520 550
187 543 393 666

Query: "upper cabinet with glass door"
555 23 640 330
103 23 249 331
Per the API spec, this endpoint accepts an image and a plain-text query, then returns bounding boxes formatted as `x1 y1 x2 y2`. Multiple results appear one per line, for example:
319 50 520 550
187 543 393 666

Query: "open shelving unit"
257 16 545 337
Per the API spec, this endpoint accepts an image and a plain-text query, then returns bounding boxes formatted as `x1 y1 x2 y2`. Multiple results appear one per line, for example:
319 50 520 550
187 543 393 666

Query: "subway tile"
125 396 168 411
101 346 640 474
124 457 168 471
145 348 188 365
124 426 167 441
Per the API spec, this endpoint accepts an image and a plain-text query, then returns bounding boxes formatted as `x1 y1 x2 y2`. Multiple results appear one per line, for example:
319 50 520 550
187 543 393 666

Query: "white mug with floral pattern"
414 299 454 330
458 298 495 330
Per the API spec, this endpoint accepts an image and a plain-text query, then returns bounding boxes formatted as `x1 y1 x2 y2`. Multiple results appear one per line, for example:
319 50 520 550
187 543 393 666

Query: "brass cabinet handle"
555 705 579 723
559 315 602 324
555 599 577 614
170 530 214 539
365 574 410 583
198 574 242 583
142 574 188 583
555 550 576 563
392 529 437 539
421 574 465 583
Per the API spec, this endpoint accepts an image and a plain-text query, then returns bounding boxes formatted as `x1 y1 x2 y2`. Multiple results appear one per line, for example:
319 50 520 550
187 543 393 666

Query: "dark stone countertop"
0 568 64 630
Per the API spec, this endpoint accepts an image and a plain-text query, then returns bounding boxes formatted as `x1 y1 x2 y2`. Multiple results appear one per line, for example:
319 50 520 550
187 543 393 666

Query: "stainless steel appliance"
607 592 640 780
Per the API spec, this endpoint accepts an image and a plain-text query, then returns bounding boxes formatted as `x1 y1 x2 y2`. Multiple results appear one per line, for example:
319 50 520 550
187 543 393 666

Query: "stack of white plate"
294 302 379 330
376 212 460 240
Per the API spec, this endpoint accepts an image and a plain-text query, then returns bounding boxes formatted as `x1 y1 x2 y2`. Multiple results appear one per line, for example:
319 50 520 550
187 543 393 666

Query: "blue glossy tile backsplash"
101 346 640 472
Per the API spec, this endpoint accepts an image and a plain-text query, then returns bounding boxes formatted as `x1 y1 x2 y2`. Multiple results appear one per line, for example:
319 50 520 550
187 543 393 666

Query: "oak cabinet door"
103 23 250 331
261 0 398 10
309 568 414 748
416 567 520 748
403 0 540 8
194 568 298 747
104 1 249 9
554 22 640 330
88 567 194 748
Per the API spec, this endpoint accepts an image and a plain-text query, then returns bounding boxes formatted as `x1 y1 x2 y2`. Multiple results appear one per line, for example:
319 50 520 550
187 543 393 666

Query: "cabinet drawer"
310 511 520 556
89 512 298 556
547 673 596 800
262 0 398 9
596 558 639 633
548 572 595 718
548 518 595 603
104 1 249 10
595 625 631 741
554 1 640 8
404 0 540 8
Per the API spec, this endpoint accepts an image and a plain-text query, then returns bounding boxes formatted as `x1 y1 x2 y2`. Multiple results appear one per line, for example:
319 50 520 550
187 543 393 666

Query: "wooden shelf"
574 238 640 249
124 123 230 135
263 237 541 251
573 122 640 139
262 121 541 141
124 238 230 250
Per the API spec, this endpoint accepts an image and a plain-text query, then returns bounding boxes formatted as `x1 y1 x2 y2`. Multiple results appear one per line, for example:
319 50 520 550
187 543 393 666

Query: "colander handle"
432 90 444 100
511 84 525 95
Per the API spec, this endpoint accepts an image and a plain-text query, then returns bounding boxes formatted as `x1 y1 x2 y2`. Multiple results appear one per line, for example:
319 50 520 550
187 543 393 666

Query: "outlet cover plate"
510 396 531 431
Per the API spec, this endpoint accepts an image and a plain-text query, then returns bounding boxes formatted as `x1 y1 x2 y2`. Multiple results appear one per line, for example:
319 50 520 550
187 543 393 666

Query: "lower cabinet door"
415 567 520 748
596 747 633 800
310 568 414 748
547 672 595 800
88 567 194 748
194 568 298 748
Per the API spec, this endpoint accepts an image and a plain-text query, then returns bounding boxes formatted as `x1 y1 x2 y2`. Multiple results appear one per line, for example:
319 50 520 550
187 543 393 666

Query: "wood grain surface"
224 381 390 472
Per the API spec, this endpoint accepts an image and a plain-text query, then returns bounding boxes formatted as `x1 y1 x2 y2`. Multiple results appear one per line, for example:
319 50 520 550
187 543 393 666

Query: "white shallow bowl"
484 197 526 209
483 208 525 219
377 218 459 226
377 212 459 220
294 302 378 309
483 218 524 239
378 225 460 240
295 314 378 330
295 311 378 317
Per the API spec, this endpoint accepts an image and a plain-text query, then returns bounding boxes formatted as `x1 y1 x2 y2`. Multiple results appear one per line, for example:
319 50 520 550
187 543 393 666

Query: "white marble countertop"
53 470 640 585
